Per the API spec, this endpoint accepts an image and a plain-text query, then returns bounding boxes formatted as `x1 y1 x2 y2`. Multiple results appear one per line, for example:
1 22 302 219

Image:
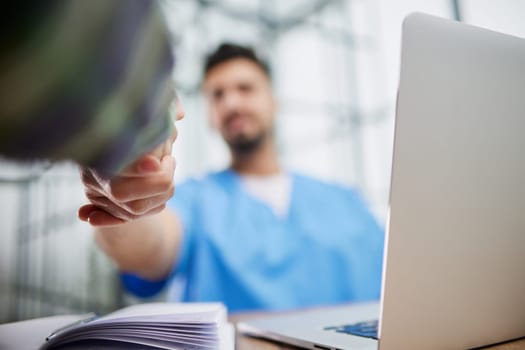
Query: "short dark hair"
204 43 271 79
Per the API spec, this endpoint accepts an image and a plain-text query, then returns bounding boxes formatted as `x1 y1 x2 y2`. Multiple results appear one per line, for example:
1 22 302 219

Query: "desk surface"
231 310 525 350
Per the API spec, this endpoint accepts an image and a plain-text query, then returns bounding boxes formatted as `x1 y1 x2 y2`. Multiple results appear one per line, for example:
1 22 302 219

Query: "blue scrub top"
122 170 384 313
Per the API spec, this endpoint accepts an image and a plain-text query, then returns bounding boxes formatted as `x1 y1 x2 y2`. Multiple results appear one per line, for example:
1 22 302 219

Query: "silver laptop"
237 12 525 350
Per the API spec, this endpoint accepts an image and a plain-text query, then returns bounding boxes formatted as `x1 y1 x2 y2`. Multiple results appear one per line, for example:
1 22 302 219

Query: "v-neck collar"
220 169 296 222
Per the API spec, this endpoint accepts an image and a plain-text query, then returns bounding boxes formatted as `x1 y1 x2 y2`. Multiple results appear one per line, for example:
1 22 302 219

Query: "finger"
122 186 174 215
143 203 167 216
81 169 112 202
86 209 127 227
85 195 139 221
79 204 127 226
106 160 175 202
82 171 106 196
87 203 167 227
81 167 103 188
84 168 113 195
119 154 162 177
84 183 106 198
78 204 98 221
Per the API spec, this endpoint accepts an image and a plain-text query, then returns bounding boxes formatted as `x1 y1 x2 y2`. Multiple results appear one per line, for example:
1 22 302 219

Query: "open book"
0 303 234 350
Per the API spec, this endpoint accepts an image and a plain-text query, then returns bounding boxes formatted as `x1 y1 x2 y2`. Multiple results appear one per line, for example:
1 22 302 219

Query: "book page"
94 302 226 324
42 303 231 349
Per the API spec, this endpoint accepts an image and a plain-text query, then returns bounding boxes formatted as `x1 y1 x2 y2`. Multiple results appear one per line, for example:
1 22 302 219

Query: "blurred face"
203 58 276 153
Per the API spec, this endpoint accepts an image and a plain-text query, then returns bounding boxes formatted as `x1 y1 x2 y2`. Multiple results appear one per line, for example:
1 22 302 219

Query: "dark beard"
228 132 266 154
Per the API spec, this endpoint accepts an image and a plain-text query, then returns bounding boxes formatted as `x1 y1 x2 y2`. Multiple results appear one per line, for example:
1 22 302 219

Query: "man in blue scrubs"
81 43 384 313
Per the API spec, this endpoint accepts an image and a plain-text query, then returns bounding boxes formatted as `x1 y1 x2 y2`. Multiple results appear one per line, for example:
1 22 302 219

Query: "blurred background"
1 0 524 322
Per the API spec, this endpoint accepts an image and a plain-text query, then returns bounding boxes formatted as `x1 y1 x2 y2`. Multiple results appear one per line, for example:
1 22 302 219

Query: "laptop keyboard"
325 320 378 340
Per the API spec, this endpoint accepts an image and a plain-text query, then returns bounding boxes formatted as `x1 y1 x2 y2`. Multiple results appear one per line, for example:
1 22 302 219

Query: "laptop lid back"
379 13 525 350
